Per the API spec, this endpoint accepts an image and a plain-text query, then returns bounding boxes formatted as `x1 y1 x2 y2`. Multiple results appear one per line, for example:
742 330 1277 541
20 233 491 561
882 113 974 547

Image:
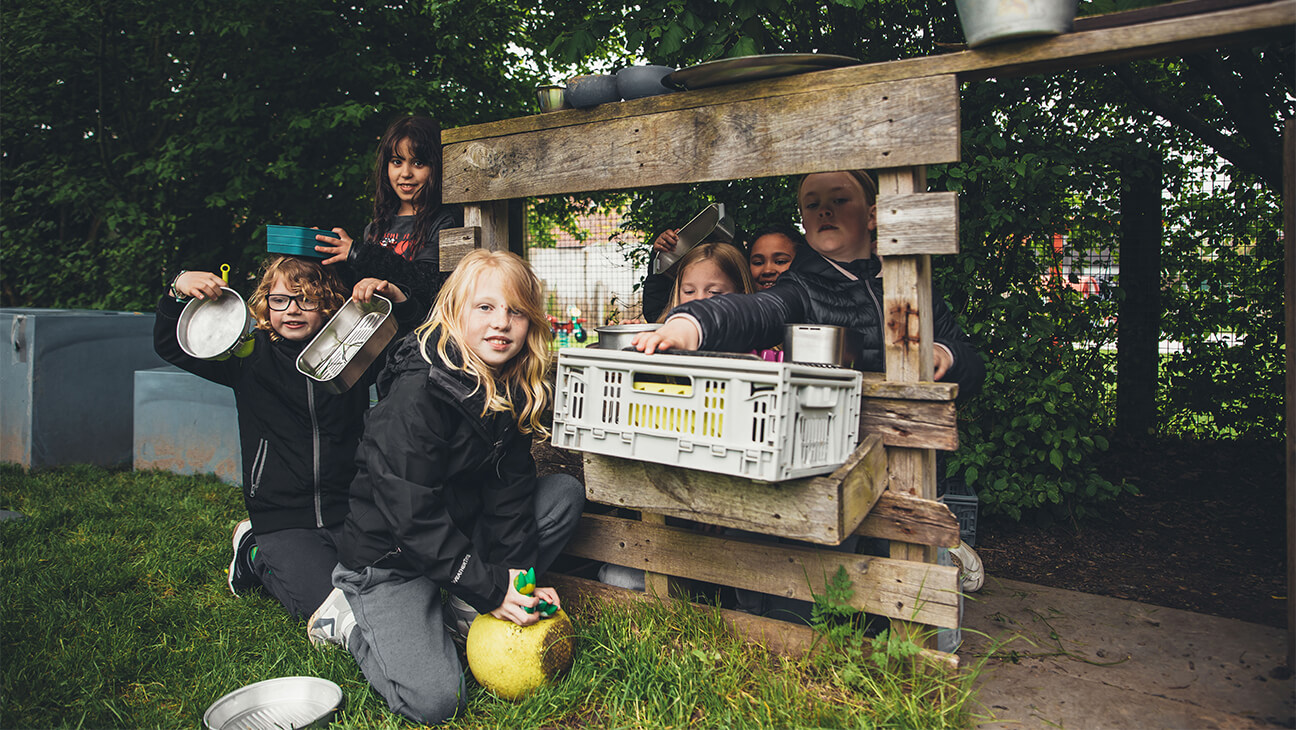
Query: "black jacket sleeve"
671 282 810 353
153 294 243 387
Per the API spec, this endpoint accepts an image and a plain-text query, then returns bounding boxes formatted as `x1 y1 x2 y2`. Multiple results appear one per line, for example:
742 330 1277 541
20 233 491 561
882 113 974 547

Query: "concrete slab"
962 577 1294 729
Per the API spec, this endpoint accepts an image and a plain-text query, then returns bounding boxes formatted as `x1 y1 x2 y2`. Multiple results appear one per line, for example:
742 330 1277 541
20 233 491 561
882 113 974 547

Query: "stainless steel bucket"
954 0 1078 48
176 288 254 360
296 294 396 394
595 323 660 350
782 324 859 367
203 676 342 730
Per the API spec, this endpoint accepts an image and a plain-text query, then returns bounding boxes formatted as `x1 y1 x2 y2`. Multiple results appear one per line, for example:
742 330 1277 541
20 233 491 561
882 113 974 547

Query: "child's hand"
933 345 952 381
633 317 700 354
490 568 541 626
651 229 680 253
316 228 353 265
173 271 226 301
352 278 407 305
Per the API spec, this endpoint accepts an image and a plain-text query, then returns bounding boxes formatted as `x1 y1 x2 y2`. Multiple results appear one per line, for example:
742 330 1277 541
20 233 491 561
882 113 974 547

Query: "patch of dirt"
534 438 1289 628
977 439 1289 628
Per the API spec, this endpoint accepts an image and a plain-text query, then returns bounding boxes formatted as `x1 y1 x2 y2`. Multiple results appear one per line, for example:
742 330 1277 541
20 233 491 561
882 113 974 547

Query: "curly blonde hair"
415 250 553 436
247 256 348 339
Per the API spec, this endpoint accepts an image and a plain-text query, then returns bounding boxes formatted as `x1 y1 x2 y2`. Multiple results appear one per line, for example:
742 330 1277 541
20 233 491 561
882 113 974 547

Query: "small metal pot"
176 288 254 360
954 0 1078 47
595 323 660 350
565 74 619 108
782 324 859 367
535 84 571 113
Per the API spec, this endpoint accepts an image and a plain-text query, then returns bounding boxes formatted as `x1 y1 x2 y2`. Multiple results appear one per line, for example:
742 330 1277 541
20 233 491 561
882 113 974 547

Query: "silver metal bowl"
783 324 859 367
535 84 571 113
203 676 342 730
176 288 253 360
595 323 660 350
296 294 396 394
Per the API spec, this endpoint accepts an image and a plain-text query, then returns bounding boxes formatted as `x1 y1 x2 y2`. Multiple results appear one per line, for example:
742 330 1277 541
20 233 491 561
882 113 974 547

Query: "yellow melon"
465 610 574 700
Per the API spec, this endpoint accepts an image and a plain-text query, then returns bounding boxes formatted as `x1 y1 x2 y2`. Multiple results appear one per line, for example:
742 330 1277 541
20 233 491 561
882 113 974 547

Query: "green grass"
1 464 983 728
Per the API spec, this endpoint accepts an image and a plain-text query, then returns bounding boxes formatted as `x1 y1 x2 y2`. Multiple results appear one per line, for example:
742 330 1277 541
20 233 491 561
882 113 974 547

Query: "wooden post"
640 511 674 598
878 167 940 647
1116 144 1163 442
1283 116 1294 674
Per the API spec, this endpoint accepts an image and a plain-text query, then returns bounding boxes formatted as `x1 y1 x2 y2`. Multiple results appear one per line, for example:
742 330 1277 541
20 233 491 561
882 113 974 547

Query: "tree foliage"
1 0 542 309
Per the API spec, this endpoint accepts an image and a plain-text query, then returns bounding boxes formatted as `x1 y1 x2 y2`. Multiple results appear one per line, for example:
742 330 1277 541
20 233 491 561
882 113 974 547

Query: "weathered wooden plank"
640 511 673 599
879 171 934 386
548 572 960 669
876 192 959 256
464 202 510 250
442 2 1292 146
443 76 959 202
438 227 479 272
561 513 960 628
582 434 888 545
859 372 958 402
859 397 959 451
855 490 960 548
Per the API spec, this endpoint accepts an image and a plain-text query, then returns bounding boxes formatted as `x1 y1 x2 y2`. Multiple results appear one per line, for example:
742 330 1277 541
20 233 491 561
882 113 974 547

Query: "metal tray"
203 676 342 730
664 53 860 90
296 294 397 394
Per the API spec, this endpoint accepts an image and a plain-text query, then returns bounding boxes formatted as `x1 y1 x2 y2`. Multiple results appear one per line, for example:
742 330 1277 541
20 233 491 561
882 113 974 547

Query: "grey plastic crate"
939 478 978 547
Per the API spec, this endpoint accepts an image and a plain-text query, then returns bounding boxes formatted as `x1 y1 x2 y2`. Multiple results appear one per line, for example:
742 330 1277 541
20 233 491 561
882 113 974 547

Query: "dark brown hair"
369 115 444 257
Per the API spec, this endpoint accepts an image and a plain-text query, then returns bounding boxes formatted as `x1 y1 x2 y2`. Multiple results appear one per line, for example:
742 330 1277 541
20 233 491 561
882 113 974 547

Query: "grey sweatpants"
331 473 585 724
254 523 344 620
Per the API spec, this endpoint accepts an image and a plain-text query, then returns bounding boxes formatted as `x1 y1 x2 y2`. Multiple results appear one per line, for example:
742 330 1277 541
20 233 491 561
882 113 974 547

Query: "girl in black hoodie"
307 250 584 724
315 115 463 307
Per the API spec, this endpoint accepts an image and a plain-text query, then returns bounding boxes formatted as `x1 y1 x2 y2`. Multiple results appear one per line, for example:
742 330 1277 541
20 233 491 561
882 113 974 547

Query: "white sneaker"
949 541 984 593
307 587 356 649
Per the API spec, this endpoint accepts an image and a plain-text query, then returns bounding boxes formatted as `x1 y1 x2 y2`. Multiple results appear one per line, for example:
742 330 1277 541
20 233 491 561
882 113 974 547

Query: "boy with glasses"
154 256 424 623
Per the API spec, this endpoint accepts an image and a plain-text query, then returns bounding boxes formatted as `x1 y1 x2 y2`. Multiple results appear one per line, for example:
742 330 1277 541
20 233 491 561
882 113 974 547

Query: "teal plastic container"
266 226 339 259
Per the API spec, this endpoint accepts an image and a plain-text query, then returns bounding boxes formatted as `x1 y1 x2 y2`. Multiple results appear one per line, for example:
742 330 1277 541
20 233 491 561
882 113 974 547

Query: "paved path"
962 578 1294 729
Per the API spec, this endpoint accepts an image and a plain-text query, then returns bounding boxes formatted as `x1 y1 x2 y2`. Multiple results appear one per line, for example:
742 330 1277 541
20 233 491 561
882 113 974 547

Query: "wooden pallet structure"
436 0 1296 669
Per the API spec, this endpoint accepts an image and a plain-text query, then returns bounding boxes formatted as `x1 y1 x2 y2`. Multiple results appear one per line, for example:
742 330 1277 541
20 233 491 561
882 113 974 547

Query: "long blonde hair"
414 250 552 436
659 242 756 321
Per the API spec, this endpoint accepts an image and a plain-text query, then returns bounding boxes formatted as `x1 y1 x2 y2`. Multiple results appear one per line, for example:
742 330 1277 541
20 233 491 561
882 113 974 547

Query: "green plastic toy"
514 567 557 617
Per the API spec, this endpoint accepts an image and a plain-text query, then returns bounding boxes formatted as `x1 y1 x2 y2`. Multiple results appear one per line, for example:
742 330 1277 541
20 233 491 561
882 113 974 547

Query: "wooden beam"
548 572 960 669
442 2 1293 148
859 373 958 401
443 76 959 202
876 192 959 256
561 513 961 628
438 226 479 272
582 434 888 546
859 396 959 451
856 490 961 548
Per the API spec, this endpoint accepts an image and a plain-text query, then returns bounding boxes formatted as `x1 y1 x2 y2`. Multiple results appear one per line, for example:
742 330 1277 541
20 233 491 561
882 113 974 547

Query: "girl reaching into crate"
632 169 986 599
305 249 585 725
154 257 423 622
315 115 463 307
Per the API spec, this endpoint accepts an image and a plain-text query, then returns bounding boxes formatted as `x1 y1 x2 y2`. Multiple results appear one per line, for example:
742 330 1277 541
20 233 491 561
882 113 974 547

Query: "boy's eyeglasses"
266 294 319 311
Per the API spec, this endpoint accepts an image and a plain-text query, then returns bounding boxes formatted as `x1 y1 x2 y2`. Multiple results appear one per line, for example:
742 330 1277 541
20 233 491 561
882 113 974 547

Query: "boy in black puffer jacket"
153 256 424 620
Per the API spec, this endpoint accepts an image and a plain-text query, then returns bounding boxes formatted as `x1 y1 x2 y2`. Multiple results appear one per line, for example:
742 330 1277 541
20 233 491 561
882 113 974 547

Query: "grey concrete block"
2 308 166 468
133 366 240 485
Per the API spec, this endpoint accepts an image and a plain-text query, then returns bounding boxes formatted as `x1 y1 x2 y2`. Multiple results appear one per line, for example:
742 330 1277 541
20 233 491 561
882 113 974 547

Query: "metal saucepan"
176 287 254 360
